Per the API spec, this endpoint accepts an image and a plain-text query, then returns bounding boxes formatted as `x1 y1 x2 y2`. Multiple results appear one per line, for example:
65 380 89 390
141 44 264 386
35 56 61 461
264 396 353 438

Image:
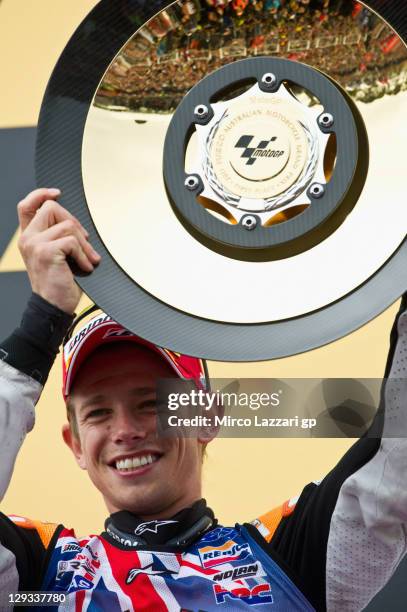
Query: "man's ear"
197 395 224 446
62 423 87 470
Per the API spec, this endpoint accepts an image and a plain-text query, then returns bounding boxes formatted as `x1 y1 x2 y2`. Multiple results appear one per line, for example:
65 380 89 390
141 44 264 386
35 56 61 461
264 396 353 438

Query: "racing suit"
1 294 407 611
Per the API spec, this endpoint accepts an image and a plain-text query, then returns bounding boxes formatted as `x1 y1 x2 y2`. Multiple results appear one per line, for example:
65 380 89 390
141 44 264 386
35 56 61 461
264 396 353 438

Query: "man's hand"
17 188 101 315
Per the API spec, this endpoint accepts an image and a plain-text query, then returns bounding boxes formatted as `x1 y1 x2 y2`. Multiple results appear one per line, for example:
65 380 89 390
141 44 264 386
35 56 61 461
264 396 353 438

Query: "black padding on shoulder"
0 513 60 591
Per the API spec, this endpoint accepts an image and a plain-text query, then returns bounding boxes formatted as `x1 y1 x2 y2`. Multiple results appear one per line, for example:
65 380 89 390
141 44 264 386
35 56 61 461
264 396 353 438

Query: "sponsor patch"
213 563 259 582
68 575 94 593
213 583 273 605
198 540 252 569
57 555 100 579
199 528 236 544
62 542 82 554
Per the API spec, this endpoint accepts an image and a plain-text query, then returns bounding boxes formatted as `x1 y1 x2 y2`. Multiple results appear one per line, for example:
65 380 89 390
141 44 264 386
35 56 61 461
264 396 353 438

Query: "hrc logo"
213 583 273 605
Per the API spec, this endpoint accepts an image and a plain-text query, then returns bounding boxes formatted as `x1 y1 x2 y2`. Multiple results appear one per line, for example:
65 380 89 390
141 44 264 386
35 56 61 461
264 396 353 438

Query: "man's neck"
104 498 216 548
138 497 202 521
106 494 203 521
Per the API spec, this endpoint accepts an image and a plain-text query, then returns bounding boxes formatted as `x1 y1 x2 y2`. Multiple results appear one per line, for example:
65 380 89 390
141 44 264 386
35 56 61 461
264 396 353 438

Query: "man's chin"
105 488 174 518
99 462 173 516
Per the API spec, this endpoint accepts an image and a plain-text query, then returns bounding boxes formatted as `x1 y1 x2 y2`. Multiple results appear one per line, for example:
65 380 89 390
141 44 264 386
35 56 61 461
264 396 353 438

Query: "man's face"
63 343 205 519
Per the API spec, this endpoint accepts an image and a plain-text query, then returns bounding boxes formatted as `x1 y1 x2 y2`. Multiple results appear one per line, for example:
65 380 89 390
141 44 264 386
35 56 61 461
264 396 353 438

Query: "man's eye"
138 402 158 413
86 408 110 419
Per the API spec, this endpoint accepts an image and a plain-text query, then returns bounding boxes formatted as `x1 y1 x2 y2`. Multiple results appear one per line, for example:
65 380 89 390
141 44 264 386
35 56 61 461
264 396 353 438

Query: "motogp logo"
213 583 273 606
234 135 282 166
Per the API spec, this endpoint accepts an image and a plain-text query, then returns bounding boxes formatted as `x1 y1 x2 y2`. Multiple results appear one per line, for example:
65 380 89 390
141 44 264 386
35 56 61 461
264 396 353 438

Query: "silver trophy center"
190 81 330 226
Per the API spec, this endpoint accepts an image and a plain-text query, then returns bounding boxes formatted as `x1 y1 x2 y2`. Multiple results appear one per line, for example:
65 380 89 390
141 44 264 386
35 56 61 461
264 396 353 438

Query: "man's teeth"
115 455 157 471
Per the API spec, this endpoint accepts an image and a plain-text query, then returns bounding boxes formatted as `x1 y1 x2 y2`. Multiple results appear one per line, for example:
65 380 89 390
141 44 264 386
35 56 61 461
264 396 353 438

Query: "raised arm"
249 296 407 611
325 297 407 610
1 187 100 498
0 188 100 601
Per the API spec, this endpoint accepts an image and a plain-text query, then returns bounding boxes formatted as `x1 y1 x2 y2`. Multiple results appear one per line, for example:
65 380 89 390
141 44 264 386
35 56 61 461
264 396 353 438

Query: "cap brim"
63 320 186 396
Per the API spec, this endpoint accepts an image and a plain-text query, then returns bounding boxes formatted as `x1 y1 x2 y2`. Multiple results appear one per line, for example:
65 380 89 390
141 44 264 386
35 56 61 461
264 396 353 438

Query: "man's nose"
110 408 148 444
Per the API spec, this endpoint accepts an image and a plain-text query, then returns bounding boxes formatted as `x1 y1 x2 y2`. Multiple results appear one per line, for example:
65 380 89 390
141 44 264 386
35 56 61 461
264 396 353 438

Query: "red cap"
62 311 207 397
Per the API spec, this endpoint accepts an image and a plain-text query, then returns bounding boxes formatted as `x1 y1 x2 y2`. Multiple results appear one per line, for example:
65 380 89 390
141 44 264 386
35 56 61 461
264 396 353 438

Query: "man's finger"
17 188 61 231
54 236 95 273
38 220 100 264
24 199 83 236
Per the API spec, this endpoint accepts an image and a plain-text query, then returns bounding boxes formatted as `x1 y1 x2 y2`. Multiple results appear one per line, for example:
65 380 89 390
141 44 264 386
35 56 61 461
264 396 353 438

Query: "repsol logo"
198 540 252 568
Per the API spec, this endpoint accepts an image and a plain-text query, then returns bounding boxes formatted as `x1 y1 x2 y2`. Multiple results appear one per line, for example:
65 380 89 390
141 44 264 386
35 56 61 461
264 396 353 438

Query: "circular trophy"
36 0 407 360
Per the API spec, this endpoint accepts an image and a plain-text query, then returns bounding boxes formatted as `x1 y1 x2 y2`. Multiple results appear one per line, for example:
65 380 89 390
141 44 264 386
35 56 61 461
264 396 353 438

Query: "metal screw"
261 73 277 89
242 215 258 230
194 104 209 120
309 183 325 199
184 175 200 191
318 113 334 129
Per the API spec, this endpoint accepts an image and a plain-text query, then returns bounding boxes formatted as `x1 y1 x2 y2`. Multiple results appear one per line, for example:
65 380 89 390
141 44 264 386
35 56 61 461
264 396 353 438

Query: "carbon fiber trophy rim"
36 0 407 361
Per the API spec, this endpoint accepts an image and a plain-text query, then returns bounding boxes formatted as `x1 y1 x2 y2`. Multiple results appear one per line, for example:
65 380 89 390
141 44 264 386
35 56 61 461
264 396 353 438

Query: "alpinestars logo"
126 563 175 584
134 520 178 536
235 135 284 166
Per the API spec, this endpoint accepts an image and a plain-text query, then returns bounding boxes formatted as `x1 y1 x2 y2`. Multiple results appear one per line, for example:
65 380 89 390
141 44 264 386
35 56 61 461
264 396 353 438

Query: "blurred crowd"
96 0 407 112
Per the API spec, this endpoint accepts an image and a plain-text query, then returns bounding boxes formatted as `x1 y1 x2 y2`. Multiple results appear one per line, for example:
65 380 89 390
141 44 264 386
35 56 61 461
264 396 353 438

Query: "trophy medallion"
162 55 367 261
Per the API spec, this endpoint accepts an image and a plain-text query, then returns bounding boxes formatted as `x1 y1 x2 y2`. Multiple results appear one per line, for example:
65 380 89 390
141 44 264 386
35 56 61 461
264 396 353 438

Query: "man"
0 188 406 611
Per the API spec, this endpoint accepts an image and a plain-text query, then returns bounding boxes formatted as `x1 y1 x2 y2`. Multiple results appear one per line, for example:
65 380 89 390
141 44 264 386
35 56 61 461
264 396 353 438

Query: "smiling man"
1 188 407 611
62 318 209 521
